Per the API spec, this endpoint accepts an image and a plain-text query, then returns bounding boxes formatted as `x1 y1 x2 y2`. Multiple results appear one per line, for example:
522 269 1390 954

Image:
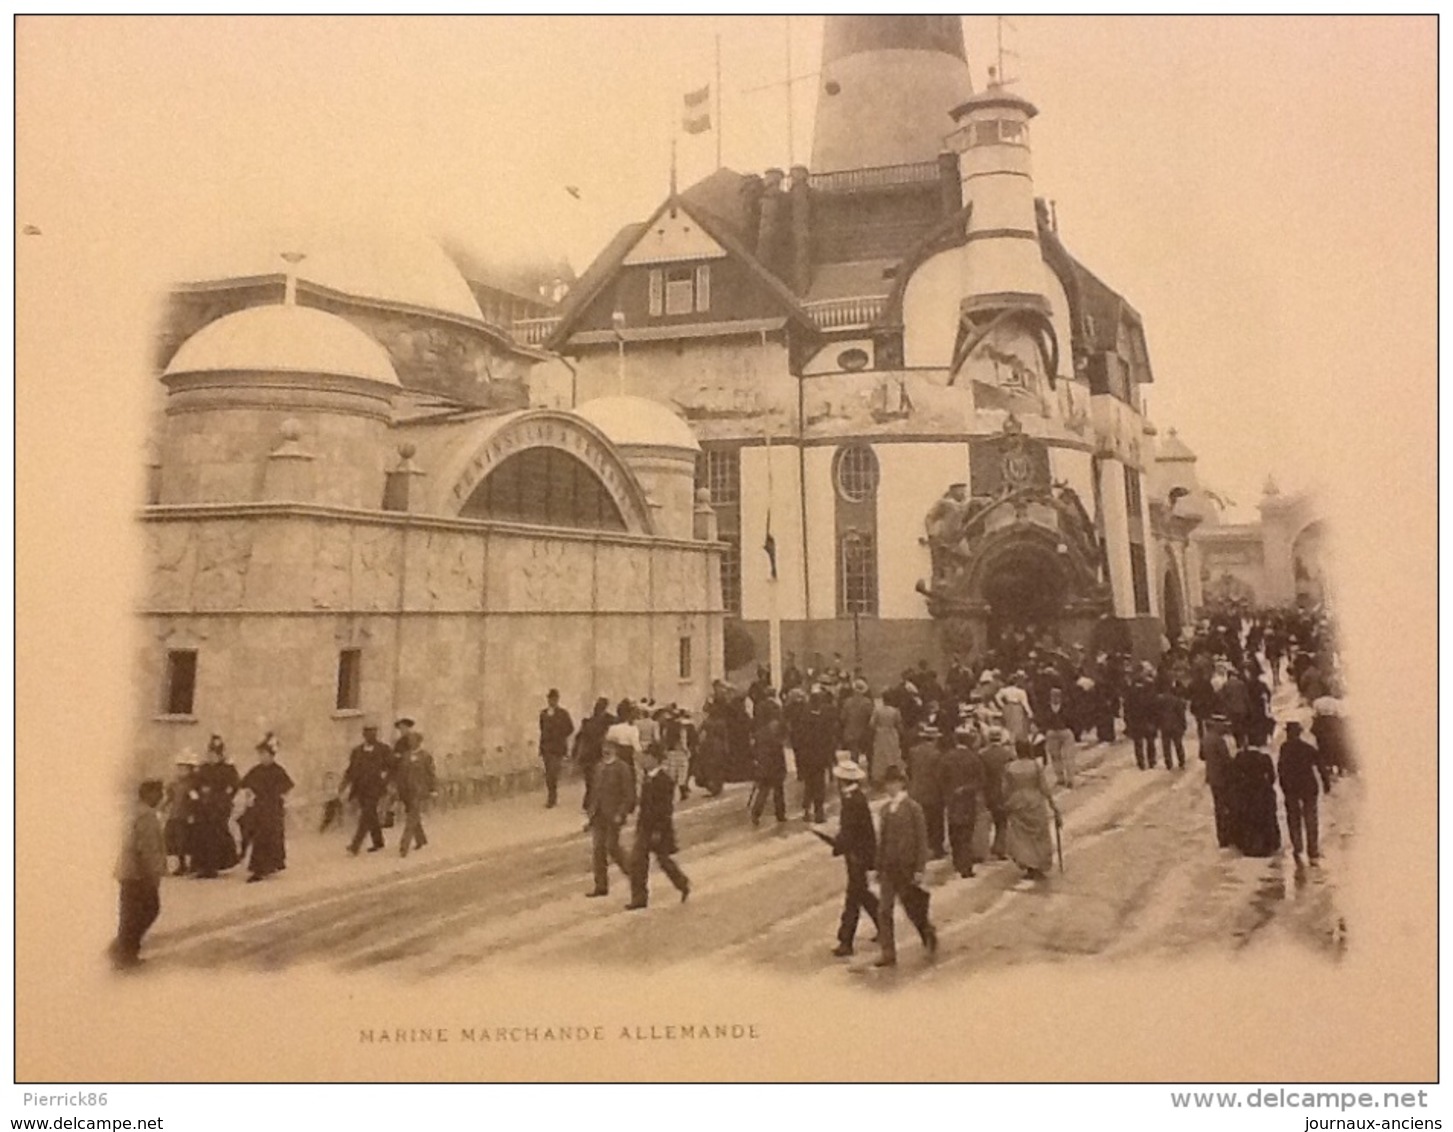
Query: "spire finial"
280 251 306 306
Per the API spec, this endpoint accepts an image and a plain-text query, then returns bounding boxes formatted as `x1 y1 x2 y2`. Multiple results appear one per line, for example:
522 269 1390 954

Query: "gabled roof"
546 191 817 352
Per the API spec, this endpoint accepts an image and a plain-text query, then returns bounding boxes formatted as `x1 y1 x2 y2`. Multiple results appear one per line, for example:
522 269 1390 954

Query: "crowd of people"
112 602 1351 971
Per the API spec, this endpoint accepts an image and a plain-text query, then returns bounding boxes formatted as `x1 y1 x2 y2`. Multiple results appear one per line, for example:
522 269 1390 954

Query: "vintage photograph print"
15 15 1435 1084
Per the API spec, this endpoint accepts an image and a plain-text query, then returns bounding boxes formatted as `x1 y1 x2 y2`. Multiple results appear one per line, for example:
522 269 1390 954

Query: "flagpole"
783 16 794 167
714 33 723 171
765 424 782 693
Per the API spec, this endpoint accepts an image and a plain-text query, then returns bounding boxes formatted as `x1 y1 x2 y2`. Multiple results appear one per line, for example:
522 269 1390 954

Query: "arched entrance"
981 541 1069 647
1163 565 1185 641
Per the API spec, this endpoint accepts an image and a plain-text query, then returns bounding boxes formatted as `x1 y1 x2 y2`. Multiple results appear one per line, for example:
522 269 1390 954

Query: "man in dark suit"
538 689 575 809
585 737 636 897
1201 714 1237 849
343 719 394 855
1278 721 1329 866
874 765 938 967
939 725 983 878
905 725 946 859
979 726 1014 859
829 759 879 957
626 747 690 909
749 691 788 826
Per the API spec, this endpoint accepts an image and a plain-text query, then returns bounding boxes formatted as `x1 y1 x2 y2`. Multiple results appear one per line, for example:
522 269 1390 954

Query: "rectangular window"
1124 464 1143 518
648 269 664 317
697 447 740 505
164 649 198 716
664 267 695 315
839 532 878 616
336 648 362 712
694 264 711 312
719 537 742 615
678 636 693 680
1130 542 1151 615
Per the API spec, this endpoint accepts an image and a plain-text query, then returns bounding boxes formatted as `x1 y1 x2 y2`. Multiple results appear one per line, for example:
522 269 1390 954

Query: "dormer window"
648 264 711 317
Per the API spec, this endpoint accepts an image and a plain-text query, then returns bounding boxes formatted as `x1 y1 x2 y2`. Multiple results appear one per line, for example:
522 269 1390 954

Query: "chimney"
757 168 786 276
789 164 812 294
740 173 764 248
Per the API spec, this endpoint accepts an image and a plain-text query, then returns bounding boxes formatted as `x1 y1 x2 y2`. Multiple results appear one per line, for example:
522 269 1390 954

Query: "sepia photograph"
14 12 1438 1096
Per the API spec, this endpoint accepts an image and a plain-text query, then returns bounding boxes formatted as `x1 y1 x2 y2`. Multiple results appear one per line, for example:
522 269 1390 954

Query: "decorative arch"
436 409 655 534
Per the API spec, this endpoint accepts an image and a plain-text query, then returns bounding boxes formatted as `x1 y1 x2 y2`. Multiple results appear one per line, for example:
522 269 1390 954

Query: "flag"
763 517 777 581
682 84 711 134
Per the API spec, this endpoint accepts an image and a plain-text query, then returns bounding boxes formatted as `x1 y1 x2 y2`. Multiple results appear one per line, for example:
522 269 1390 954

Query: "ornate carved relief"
354 526 402 611
311 524 353 610
192 524 253 610
145 525 194 609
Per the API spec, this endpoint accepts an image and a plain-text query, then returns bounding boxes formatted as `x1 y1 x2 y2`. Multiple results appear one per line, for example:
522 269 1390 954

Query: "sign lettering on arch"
446 411 652 532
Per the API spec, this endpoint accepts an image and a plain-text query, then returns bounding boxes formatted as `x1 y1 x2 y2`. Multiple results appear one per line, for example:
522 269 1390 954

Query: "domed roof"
575 396 700 452
1157 427 1197 462
164 304 400 387
177 226 485 324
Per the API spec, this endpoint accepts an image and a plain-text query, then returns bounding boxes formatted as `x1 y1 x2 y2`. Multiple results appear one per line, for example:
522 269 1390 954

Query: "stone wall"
135 508 723 799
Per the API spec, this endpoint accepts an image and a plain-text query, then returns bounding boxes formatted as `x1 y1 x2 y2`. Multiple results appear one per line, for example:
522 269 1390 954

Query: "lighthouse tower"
949 79 1049 318
811 15 974 173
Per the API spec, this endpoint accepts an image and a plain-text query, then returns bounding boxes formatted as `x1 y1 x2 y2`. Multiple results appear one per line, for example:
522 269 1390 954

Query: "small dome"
575 396 700 452
1157 427 1197 462
164 305 400 387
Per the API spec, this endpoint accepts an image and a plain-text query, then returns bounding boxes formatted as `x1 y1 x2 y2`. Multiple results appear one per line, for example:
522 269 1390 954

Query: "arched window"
833 444 879 503
460 447 626 531
839 531 877 616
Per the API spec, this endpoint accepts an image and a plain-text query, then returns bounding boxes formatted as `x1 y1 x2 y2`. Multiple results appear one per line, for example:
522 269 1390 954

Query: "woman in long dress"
1231 744 1280 857
1002 739 1062 881
868 694 903 782
191 734 240 878
239 733 294 882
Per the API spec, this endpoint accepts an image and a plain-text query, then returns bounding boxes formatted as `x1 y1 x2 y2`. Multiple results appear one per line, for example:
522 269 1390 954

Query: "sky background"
16 15 1436 519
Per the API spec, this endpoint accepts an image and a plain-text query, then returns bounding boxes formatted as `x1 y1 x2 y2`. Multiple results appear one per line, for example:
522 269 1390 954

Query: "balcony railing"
807 160 942 195
802 294 888 331
511 315 561 346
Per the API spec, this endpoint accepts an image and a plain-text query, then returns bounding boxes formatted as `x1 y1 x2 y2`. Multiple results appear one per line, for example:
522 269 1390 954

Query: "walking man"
395 730 437 858
1278 721 1329 867
905 724 946 859
626 747 690 909
1201 714 1237 850
874 766 938 968
343 718 393 855
940 725 984 878
749 690 788 826
1157 681 1189 771
538 689 575 809
1040 686 1078 788
110 779 167 970
585 735 636 897
830 758 879 956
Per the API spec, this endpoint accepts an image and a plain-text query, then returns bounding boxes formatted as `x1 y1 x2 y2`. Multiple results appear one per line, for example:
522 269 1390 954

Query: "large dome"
176 226 485 324
164 304 400 387
575 396 700 452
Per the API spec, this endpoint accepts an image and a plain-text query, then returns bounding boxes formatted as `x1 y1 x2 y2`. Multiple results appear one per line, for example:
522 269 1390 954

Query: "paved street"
145 719 1355 985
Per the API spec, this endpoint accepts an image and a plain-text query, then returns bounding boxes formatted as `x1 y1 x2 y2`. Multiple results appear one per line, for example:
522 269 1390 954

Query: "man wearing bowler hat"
343 717 393 855
538 689 575 809
874 765 937 967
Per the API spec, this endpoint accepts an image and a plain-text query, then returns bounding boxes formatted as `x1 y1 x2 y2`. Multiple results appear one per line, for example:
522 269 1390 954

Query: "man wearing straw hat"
827 757 879 958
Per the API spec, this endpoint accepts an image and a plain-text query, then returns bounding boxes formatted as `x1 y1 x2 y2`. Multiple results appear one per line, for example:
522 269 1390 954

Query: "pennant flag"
763 518 777 581
682 85 712 134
